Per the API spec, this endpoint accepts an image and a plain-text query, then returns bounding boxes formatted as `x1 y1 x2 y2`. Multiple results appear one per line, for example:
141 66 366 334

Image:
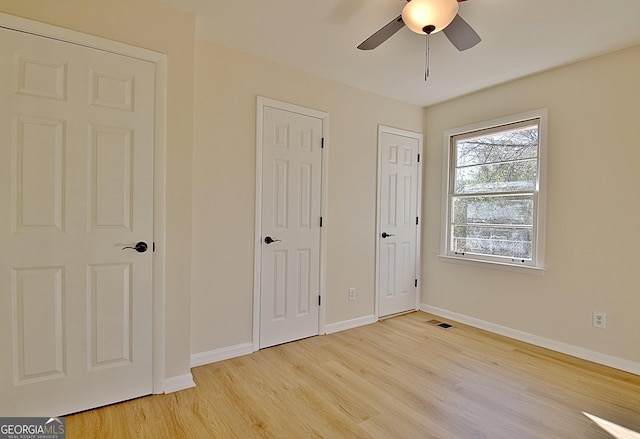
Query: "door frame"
253 96 329 351
375 125 423 318
0 12 168 394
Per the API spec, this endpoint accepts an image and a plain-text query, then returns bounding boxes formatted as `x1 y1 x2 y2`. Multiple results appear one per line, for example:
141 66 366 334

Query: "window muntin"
444 115 545 268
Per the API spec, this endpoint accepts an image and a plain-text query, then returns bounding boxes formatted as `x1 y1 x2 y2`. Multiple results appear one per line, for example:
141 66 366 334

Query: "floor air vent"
425 319 454 330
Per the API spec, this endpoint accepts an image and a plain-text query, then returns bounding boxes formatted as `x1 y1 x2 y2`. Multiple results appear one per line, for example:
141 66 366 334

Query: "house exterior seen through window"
441 110 547 272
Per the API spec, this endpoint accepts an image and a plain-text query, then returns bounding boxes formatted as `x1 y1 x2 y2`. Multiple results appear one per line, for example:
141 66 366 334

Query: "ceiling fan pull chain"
424 32 430 81
422 24 435 81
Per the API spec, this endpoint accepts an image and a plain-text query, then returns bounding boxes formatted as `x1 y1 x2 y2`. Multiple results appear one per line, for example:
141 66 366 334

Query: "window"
441 109 547 272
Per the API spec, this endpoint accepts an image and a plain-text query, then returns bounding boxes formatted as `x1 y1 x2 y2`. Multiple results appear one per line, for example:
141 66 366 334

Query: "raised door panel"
88 263 132 370
382 242 396 299
272 160 289 230
89 69 134 111
89 126 133 230
12 267 65 384
12 116 65 231
296 249 311 316
15 55 67 101
297 162 312 230
387 173 398 227
271 250 288 321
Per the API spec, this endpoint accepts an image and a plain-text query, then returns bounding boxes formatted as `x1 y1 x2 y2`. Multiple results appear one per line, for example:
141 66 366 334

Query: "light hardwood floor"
68 311 640 438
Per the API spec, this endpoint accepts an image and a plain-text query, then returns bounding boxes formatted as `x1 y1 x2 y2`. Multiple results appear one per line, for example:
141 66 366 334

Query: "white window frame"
439 109 547 275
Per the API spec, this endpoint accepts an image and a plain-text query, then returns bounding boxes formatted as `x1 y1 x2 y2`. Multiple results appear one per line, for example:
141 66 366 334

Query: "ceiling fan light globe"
401 0 459 35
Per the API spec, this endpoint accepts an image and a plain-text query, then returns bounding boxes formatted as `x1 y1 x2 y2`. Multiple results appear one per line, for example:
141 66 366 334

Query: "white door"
0 27 155 416
259 104 323 349
377 127 422 318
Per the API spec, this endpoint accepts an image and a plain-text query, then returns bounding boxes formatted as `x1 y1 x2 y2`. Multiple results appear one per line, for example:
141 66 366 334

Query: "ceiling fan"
357 0 480 51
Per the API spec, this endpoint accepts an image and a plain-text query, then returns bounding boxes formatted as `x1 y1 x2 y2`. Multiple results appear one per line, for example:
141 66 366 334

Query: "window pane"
453 194 533 226
456 126 538 167
452 225 533 259
455 159 537 194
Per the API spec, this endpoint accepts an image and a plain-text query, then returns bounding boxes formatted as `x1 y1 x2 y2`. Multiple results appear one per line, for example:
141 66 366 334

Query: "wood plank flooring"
67 311 640 438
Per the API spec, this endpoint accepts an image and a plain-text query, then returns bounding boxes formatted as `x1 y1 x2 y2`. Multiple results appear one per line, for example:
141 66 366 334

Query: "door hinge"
321 138 325 149
415 279 418 288
153 242 156 252
320 216 323 227
416 216 419 225
318 295 322 306
417 153 420 163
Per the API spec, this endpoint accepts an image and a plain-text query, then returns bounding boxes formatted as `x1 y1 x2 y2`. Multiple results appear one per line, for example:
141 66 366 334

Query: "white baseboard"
190 342 254 368
189 317 380 368
324 314 377 335
163 373 196 394
421 304 640 376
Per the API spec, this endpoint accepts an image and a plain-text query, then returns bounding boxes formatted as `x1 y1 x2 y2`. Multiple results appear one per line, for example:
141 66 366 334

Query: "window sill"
438 255 546 276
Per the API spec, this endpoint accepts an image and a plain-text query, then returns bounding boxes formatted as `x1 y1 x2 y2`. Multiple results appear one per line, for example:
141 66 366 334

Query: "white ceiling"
160 0 640 107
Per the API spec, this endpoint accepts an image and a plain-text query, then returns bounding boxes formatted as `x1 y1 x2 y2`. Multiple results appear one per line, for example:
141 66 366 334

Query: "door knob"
264 236 282 244
381 232 395 238
122 241 148 253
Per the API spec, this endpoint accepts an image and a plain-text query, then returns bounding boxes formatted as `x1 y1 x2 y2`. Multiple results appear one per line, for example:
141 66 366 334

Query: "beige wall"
0 0 196 380
423 45 640 365
191 39 423 354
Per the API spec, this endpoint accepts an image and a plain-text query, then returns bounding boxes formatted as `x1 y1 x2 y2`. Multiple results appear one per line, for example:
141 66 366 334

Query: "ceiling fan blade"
442 14 481 51
357 15 405 50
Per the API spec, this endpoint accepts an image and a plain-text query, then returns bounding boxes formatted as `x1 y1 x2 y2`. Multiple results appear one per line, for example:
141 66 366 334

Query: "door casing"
0 12 168 394
375 125 423 318
253 96 329 351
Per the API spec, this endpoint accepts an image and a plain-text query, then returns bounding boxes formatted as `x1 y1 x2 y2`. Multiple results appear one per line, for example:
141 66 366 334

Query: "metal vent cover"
425 319 454 330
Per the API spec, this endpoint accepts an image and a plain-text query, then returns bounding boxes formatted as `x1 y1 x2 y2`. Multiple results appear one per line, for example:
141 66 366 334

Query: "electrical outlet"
348 287 356 301
593 311 606 329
